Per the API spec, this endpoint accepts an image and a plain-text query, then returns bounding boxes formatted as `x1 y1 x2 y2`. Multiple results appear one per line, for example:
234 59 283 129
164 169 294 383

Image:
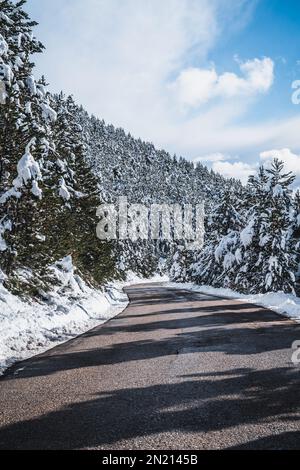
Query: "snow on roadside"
0 260 169 376
113 271 169 290
0 257 123 376
167 282 300 323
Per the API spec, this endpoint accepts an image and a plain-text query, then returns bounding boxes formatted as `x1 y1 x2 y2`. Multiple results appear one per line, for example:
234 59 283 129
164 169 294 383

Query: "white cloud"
210 148 300 188
194 152 235 163
238 57 274 93
260 148 300 188
26 1 263 148
165 108 300 163
26 0 299 165
171 57 274 108
170 68 218 107
28 0 221 130
212 161 254 184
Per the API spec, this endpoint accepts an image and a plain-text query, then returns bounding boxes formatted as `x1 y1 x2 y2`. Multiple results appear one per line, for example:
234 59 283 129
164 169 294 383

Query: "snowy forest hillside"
0 0 120 296
172 161 300 295
76 106 244 277
0 0 241 296
1 0 300 302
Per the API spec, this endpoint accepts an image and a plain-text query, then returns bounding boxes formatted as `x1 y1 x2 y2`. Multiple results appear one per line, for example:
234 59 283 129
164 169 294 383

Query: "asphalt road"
0 284 299 450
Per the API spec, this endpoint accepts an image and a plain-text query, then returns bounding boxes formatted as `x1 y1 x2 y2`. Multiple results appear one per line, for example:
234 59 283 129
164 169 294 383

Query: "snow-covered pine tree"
0 0 58 288
169 244 196 282
191 187 244 287
234 159 297 294
50 93 117 285
293 190 300 238
0 2 116 295
292 189 300 285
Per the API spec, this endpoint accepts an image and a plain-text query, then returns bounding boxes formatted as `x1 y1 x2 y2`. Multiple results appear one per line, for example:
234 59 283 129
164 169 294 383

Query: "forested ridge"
1 0 299 298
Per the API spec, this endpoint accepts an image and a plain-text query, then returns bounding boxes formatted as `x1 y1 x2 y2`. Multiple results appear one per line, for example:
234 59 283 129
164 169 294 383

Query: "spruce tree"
235 159 296 294
191 188 244 287
0 0 57 285
0 2 115 294
291 190 300 285
50 94 117 285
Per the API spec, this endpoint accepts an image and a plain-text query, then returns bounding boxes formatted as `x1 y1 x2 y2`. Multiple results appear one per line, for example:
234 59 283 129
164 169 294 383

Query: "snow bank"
167 282 300 323
0 257 128 375
113 271 169 289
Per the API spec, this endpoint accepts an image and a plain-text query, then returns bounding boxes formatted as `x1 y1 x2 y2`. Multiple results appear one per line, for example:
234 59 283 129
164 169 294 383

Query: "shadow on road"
0 286 299 450
0 366 299 449
2 288 299 381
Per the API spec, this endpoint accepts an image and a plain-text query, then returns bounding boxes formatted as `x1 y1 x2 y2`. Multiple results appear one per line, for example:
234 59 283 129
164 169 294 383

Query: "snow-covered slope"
0 256 127 375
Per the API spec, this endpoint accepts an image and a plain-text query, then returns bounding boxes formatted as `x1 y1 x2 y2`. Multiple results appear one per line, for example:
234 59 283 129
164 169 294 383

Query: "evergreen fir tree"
50 94 117 285
191 188 244 287
234 159 297 294
291 190 300 284
0 0 57 284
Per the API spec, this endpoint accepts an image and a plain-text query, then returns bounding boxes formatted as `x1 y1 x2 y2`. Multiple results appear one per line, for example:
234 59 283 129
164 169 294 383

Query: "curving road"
0 284 300 450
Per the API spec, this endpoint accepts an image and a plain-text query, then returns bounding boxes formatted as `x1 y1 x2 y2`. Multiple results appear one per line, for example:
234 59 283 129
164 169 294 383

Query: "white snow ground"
167 282 300 323
0 256 167 375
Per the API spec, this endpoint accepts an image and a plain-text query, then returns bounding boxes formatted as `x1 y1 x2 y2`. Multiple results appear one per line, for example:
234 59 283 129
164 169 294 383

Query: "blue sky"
25 0 300 184
211 0 300 120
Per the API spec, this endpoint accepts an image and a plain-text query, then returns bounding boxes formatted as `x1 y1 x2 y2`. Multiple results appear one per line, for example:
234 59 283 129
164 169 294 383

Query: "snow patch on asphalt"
167 282 300 323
